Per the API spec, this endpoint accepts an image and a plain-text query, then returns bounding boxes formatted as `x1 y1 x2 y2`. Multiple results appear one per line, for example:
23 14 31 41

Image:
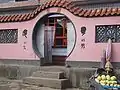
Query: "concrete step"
32 71 65 79
39 66 66 72
23 77 71 89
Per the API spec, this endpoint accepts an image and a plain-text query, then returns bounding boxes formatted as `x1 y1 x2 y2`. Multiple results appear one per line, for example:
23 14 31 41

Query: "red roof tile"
45 0 51 8
54 0 61 6
15 14 22 21
11 15 18 21
117 8 120 15
34 9 38 15
105 8 112 16
4 16 9 22
24 13 31 21
0 0 120 23
100 8 107 16
27 13 31 20
19 14 26 21
0 16 3 22
67 4 74 11
90 9 97 17
58 0 66 7
41 4 45 10
79 10 87 16
62 1 72 8
84 9 92 17
111 8 118 15
50 0 56 7
30 12 34 18
95 9 102 16
37 6 42 12
7 15 14 22
73 7 81 14
74 8 83 15
1 16 7 22
70 6 79 13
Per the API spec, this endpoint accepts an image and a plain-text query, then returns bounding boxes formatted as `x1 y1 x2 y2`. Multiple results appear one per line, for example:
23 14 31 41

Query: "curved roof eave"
0 0 120 23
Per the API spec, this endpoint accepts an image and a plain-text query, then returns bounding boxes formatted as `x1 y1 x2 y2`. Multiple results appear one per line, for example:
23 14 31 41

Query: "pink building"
0 0 120 68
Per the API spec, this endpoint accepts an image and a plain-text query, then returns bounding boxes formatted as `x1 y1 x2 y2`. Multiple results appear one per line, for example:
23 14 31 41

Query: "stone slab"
23 77 70 89
32 71 65 79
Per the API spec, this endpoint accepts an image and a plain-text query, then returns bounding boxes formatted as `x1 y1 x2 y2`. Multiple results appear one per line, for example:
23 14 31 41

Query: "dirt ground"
0 77 82 90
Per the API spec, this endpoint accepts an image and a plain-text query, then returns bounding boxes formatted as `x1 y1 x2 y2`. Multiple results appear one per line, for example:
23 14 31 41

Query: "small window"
0 29 18 43
95 25 120 43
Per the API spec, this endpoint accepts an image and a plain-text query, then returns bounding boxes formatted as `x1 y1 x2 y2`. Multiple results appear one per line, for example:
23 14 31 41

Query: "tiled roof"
0 0 120 23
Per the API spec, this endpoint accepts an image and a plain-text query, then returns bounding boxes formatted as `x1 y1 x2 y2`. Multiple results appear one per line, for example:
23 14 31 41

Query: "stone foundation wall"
0 63 120 89
0 64 40 79
66 67 120 89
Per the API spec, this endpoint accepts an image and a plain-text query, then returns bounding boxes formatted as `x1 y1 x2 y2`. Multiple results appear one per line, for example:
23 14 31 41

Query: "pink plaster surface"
0 21 39 60
63 10 120 62
0 8 58 60
0 7 120 62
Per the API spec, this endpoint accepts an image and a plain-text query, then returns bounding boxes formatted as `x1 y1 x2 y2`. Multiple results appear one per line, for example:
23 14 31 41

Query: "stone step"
32 71 65 79
39 66 66 72
23 77 71 89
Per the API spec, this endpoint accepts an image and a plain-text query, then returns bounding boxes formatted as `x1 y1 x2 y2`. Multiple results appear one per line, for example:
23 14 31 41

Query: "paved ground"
0 77 83 90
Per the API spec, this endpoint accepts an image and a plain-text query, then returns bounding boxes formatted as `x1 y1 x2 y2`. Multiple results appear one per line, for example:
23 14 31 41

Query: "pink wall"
0 7 120 62
0 21 39 60
0 7 64 60
65 12 120 62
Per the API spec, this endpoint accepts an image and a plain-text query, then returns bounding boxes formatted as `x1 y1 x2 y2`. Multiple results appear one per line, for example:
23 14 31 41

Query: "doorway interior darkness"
44 14 68 65
44 14 67 48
